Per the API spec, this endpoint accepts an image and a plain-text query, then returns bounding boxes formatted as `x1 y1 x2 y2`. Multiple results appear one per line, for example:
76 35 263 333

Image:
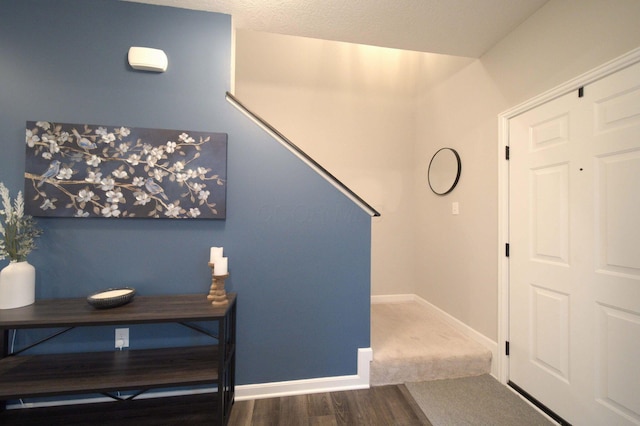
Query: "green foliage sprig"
0 183 43 262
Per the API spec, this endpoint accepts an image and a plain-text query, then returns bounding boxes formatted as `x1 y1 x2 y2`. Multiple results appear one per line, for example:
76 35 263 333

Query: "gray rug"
406 375 554 425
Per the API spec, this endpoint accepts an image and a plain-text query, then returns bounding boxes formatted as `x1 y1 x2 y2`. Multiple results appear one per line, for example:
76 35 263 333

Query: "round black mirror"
428 148 461 195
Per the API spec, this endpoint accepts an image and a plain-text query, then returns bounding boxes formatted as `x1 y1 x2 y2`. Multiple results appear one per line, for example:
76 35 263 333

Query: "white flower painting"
24 121 227 219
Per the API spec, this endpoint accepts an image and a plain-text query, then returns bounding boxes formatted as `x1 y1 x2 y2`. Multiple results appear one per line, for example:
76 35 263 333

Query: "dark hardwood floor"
0 385 430 425
228 384 432 426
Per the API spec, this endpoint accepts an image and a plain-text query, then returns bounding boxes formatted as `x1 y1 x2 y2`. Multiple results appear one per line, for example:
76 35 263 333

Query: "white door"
509 60 640 425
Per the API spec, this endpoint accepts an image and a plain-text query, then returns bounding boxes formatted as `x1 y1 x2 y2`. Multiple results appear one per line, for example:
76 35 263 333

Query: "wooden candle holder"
207 262 229 306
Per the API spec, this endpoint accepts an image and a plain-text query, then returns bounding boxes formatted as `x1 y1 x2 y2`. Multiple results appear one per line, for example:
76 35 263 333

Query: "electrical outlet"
452 202 460 215
115 328 129 349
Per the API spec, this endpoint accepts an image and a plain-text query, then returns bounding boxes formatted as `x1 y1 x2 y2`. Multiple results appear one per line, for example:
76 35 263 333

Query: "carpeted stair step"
370 302 491 386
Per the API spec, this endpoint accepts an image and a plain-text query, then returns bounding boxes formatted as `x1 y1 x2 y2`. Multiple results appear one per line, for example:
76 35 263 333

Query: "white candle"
214 257 228 275
210 247 223 263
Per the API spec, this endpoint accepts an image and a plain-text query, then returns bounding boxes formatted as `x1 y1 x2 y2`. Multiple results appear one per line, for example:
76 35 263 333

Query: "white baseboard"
371 294 416 304
372 293 499 378
235 347 372 401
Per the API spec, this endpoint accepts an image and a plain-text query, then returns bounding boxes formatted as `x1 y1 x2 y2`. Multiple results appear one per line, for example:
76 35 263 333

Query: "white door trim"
496 46 640 384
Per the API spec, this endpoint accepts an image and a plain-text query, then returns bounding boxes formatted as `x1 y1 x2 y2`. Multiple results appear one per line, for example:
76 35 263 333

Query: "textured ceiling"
124 0 549 57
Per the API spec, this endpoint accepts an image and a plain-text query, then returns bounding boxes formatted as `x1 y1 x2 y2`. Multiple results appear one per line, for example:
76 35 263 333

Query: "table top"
0 293 236 329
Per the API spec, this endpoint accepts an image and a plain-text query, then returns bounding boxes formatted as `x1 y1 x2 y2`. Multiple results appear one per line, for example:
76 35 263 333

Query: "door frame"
496 47 640 384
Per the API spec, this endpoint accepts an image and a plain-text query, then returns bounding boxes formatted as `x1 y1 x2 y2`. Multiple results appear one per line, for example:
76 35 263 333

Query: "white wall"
233 0 640 341
414 60 505 340
414 0 640 341
234 30 472 296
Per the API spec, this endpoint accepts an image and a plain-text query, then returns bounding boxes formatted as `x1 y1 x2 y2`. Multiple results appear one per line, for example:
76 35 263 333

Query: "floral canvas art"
24 121 227 219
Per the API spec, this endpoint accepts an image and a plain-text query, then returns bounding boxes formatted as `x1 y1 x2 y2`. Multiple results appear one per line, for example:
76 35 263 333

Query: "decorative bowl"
87 287 136 309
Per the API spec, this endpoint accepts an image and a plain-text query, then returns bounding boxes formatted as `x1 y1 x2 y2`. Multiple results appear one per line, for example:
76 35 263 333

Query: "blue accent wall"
0 0 371 386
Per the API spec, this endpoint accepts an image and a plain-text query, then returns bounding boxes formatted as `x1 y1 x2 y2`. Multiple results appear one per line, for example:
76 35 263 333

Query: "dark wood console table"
0 293 236 425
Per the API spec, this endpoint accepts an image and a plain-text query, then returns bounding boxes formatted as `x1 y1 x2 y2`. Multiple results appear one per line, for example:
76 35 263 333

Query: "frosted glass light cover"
128 46 168 72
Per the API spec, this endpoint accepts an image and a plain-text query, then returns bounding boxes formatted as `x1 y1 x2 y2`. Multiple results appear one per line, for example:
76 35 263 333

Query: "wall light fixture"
127 47 168 72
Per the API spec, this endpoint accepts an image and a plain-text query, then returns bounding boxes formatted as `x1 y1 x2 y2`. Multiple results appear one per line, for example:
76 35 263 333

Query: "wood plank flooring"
228 385 432 426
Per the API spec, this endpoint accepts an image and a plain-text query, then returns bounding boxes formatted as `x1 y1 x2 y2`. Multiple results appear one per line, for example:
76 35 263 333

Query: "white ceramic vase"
0 260 36 309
